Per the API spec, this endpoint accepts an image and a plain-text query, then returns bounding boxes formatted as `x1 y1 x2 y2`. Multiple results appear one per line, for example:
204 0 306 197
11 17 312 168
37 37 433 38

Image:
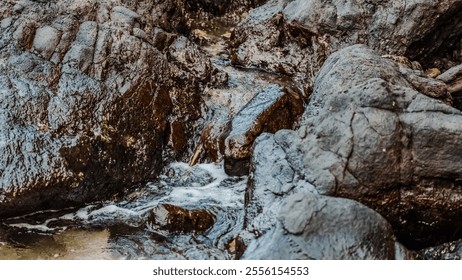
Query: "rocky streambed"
1 0 462 260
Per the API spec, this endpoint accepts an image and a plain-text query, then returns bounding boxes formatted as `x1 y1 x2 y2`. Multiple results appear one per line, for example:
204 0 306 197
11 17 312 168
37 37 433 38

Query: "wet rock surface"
230 0 462 86
242 45 462 254
148 204 216 234
2 0 462 260
418 239 462 260
224 84 304 176
241 187 411 259
0 0 221 216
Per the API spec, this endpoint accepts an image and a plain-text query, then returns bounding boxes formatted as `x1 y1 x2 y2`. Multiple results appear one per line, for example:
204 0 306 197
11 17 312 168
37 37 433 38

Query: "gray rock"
190 66 293 166
111 6 141 26
224 84 304 176
168 35 216 82
418 239 462 260
438 64 462 83
62 21 98 73
439 64 462 97
3 0 462 261
32 25 61 60
230 0 462 88
241 183 405 260
12 19 36 49
243 44 462 251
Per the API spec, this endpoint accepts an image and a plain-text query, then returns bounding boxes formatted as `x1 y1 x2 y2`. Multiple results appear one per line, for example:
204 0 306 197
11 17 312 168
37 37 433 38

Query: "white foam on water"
169 161 190 170
7 216 68 233
75 205 94 220
166 185 244 208
164 161 245 208
88 204 138 217
59 205 95 221
8 222 54 232
6 161 244 236
199 165 231 190
6 208 72 221
131 200 161 213
59 204 143 225
197 162 228 181
8 219 62 232
59 213 75 220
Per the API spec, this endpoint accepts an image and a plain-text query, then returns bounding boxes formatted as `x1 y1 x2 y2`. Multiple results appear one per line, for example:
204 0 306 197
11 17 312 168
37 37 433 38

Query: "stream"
0 162 247 259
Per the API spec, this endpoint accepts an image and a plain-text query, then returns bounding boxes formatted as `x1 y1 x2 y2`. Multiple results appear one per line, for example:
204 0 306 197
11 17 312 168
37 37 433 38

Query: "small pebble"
425 68 441 78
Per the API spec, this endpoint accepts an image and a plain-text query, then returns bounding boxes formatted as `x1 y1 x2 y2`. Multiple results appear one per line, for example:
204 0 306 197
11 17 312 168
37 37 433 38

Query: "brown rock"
224 85 304 176
148 204 216 234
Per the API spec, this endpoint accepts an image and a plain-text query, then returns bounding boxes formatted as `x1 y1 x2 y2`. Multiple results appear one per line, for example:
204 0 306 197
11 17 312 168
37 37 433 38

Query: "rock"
240 183 408 260
3 0 462 261
448 76 462 94
111 6 141 27
32 26 61 60
1 3 264 219
224 85 304 176
0 1 223 217
148 204 216 234
418 239 462 260
436 64 462 109
425 68 441 78
148 0 265 35
184 0 265 18
160 162 215 188
396 64 449 100
448 80 462 110
168 35 216 82
1 17 12 29
190 49 305 167
243 45 462 251
62 21 98 73
191 119 229 165
12 20 36 49
230 0 462 87
438 64 462 83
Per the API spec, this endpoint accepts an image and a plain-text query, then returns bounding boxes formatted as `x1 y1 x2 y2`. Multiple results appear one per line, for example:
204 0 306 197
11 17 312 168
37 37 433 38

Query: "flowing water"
0 162 247 259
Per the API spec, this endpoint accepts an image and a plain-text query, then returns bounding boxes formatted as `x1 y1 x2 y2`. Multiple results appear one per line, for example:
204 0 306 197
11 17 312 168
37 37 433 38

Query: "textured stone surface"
230 0 462 88
224 84 304 176
418 239 462 260
242 45 462 252
148 204 216 234
148 0 267 34
241 187 404 260
3 0 462 260
438 64 462 109
0 0 223 216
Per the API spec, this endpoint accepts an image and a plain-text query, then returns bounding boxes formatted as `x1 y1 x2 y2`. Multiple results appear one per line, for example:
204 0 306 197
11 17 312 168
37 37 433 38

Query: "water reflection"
0 229 115 260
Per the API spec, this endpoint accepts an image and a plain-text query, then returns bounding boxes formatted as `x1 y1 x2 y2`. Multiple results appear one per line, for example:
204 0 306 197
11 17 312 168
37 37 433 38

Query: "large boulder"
0 0 222 216
241 45 462 254
240 183 408 259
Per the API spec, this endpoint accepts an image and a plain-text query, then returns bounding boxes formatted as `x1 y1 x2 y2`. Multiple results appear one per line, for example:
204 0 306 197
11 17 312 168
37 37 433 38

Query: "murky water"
0 162 247 259
0 229 115 260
